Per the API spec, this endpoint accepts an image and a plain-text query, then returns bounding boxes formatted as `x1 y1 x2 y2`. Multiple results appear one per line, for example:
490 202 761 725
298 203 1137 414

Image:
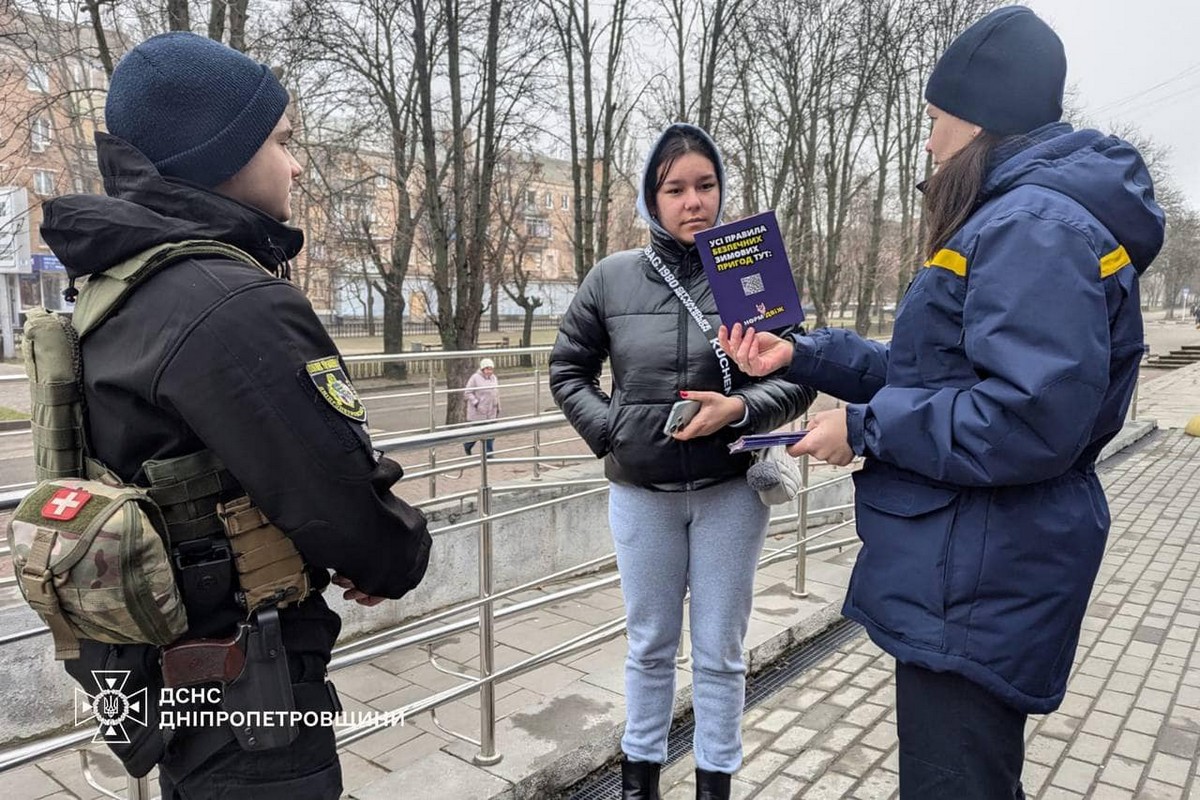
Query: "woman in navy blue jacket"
723 7 1164 798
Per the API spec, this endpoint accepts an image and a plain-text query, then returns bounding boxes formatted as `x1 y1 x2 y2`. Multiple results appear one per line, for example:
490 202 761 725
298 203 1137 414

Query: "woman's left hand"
673 390 746 440
788 408 855 466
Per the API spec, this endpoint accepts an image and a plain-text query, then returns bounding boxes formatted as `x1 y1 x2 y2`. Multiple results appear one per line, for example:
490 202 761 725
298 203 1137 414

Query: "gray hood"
635 123 727 242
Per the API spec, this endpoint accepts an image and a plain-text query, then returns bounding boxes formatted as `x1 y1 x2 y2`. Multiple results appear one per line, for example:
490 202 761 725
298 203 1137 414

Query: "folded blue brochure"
728 431 808 453
694 210 805 331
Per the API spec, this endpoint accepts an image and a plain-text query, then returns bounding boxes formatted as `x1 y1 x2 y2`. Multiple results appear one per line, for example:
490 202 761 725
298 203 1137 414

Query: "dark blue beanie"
105 32 289 187
925 6 1066 136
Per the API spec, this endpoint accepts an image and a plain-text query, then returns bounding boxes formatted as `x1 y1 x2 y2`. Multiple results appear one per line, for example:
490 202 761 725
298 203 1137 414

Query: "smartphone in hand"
662 399 701 436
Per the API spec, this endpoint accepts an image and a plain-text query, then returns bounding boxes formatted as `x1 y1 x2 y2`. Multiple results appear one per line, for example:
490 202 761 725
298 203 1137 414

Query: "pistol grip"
161 636 246 688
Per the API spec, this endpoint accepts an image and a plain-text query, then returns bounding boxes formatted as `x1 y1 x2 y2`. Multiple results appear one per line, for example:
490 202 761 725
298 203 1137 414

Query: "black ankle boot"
695 768 731 800
621 758 662 800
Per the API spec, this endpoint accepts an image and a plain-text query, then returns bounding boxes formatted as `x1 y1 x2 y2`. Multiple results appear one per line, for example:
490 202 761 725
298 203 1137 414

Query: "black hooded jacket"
550 124 814 490
40 134 430 649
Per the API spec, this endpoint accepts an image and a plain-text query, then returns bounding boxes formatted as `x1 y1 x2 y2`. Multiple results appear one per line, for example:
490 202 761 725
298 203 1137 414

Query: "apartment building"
0 12 108 357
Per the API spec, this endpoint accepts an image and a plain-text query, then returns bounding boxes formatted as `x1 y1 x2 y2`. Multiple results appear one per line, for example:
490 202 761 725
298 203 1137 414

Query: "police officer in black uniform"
39 32 430 799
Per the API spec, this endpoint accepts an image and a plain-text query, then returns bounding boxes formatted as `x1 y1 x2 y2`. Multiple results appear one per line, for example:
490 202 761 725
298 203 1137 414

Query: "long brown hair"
923 132 1003 258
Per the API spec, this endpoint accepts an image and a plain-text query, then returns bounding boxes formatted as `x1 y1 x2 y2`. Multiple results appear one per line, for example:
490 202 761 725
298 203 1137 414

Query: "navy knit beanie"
105 32 289 187
925 6 1066 136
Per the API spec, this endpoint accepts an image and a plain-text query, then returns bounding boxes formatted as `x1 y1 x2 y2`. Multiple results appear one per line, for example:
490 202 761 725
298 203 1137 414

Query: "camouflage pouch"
7 480 188 660
217 495 310 611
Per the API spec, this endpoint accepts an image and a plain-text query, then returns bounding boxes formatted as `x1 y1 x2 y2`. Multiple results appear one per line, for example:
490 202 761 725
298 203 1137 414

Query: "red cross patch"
41 488 93 521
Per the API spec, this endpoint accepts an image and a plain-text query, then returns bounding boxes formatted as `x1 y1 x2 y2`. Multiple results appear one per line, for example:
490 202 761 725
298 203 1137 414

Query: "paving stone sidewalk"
659 428 1200 800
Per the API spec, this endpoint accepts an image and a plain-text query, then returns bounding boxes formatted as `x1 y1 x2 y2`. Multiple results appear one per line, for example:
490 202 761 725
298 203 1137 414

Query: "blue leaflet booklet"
694 210 805 331
728 431 808 453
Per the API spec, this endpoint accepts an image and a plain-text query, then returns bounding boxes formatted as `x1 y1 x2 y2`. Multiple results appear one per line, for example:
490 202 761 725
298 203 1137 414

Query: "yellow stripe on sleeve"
924 248 968 277
1100 245 1132 278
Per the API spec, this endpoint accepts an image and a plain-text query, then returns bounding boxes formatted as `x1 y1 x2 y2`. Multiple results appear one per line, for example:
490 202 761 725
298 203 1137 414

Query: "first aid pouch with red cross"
0 246 239 661
7 479 188 660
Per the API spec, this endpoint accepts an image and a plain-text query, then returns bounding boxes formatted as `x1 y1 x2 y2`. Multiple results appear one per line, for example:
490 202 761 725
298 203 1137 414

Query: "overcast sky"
1025 0 1200 205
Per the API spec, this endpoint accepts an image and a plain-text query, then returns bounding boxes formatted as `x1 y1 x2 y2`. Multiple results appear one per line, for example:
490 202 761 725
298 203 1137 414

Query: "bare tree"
805 0 877 326
286 0 431 379
486 154 546 365
855 0 916 335
546 0 635 285
654 0 743 131
1156 190 1200 319
784 0 843 318
412 0 549 422
1125 134 1199 318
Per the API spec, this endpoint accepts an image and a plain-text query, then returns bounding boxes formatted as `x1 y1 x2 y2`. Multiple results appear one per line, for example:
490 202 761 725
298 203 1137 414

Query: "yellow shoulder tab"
1100 245 1131 278
924 248 968 277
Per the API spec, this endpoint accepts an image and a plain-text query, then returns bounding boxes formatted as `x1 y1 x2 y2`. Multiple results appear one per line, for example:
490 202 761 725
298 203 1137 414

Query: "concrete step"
1149 354 1200 364
1147 352 1200 362
1146 359 1199 369
1147 348 1200 368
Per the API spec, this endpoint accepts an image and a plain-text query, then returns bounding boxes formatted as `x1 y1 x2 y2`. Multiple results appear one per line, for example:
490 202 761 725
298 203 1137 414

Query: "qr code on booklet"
740 273 765 296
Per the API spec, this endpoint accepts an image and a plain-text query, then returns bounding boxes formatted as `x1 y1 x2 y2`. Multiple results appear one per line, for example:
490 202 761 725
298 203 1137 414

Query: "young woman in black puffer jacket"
551 123 813 800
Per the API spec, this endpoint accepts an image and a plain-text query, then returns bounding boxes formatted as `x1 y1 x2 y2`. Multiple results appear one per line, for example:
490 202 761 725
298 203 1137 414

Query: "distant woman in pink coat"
464 357 500 454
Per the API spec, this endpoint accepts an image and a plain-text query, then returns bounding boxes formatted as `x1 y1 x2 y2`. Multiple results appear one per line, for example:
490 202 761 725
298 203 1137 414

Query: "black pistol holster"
223 608 299 751
149 451 331 754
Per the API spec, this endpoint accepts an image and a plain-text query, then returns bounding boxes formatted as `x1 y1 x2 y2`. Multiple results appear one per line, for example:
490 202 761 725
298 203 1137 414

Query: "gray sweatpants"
609 478 769 773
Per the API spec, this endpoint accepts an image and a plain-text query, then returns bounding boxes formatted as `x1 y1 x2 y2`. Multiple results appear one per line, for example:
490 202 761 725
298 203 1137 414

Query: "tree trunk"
674 0 687 119
795 115 819 324
520 305 535 367
596 0 628 263
208 0 228 42
228 0 250 52
857 148 891 335
167 0 190 30
579 0 597 283
366 281 376 338
381 276 407 382
82 1 115 76
489 277 500 332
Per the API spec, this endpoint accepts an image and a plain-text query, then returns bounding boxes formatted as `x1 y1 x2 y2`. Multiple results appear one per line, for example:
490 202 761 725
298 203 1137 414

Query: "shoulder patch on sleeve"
305 356 366 422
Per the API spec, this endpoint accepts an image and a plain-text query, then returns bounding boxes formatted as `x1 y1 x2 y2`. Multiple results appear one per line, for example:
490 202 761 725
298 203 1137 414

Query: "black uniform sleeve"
153 280 430 599
549 266 612 456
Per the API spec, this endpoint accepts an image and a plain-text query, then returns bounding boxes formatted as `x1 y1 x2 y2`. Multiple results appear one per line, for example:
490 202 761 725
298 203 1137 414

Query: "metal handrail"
0 345 558 384
342 345 552 365
334 514 862 747
0 407 862 787
0 492 619 659
0 415 571 512
431 486 609 537
335 617 629 749
329 552 617 661
330 569 625 673
0 442 844 647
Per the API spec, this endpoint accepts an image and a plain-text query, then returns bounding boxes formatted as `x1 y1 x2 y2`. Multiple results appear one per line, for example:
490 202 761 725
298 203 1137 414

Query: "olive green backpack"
7 240 264 659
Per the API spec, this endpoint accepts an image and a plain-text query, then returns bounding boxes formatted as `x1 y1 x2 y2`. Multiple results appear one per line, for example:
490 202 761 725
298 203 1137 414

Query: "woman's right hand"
788 408 854 466
719 323 794 377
